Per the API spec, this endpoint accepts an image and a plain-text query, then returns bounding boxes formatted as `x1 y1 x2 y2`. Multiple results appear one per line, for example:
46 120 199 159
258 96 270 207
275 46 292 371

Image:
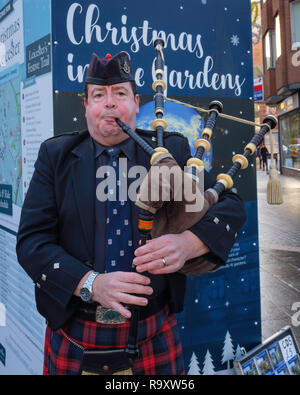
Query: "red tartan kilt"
43 305 185 375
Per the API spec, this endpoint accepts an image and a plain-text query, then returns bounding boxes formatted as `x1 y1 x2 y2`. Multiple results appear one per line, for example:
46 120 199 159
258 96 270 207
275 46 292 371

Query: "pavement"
257 167 300 348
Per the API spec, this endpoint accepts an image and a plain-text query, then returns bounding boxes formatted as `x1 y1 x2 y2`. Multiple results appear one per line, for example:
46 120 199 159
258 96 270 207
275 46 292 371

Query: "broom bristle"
267 169 283 205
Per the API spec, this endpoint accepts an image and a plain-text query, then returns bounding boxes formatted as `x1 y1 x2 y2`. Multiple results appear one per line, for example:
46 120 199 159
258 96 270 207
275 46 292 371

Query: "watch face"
80 287 92 302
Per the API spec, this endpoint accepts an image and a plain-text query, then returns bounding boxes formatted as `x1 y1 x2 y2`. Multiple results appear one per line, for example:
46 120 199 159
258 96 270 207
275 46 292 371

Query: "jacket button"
103 365 109 371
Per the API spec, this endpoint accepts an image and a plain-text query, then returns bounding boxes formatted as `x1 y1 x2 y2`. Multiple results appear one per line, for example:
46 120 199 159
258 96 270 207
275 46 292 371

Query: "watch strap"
82 271 99 291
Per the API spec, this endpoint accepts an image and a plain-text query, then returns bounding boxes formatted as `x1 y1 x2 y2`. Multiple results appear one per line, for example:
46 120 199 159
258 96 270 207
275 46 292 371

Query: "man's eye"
93 93 103 100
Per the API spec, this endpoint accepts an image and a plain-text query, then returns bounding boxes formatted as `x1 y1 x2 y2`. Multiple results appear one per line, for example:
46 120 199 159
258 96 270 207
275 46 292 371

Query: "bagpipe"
117 38 281 363
116 38 281 275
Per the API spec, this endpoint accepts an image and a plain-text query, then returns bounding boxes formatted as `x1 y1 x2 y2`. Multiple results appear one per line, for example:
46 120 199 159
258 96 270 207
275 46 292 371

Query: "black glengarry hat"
85 52 135 86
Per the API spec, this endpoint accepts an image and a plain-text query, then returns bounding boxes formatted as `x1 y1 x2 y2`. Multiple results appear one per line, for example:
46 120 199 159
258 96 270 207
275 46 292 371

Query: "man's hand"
91 271 153 319
133 231 210 275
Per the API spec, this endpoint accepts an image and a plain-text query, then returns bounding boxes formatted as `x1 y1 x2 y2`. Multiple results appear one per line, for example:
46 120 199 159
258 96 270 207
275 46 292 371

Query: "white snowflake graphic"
230 35 240 46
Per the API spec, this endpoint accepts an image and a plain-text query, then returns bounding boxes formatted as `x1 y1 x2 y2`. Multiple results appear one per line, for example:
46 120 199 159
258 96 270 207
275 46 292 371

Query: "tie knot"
105 147 121 160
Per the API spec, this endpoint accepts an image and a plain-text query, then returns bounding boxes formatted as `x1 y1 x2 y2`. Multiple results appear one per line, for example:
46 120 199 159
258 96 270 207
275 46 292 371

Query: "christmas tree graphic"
187 352 201 375
235 344 244 361
222 331 235 369
202 349 215 375
187 332 246 374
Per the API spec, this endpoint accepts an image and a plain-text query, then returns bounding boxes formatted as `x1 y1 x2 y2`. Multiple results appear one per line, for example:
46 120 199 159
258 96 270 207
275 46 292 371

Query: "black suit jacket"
16 129 246 330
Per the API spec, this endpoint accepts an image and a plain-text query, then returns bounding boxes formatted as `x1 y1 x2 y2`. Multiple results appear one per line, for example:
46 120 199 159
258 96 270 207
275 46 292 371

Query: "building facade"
252 0 279 165
261 0 300 177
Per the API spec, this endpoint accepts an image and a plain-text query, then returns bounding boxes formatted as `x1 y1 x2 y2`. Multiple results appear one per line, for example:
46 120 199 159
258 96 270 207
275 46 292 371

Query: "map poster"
0 63 22 209
0 0 51 375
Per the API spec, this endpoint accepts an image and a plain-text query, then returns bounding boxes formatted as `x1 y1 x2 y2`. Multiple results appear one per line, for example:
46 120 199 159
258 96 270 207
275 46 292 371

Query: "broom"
267 129 283 204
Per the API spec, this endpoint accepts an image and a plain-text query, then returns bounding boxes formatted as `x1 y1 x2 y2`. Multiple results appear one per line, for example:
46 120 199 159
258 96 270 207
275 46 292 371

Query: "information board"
234 326 300 375
0 0 52 375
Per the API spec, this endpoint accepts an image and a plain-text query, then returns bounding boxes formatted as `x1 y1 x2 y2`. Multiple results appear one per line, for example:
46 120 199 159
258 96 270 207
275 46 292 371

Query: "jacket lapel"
71 136 95 260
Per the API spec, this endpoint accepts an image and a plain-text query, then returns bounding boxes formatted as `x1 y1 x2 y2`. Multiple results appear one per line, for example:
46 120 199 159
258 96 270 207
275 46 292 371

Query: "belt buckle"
95 306 127 324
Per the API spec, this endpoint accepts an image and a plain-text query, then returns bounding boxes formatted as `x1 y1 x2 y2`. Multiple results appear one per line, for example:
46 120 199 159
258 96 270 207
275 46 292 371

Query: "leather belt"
76 289 169 324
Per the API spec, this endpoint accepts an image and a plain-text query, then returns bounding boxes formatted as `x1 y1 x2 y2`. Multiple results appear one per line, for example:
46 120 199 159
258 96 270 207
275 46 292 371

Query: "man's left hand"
133 231 210 274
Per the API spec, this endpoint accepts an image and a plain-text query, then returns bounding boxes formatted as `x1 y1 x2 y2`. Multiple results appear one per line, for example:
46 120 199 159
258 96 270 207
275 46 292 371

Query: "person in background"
260 143 269 172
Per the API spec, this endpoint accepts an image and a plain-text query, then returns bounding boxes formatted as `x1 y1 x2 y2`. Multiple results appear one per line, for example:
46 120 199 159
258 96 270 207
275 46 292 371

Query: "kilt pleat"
43 305 185 375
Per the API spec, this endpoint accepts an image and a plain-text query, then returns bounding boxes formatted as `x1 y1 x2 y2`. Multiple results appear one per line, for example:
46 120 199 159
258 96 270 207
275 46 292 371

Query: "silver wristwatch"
79 271 99 303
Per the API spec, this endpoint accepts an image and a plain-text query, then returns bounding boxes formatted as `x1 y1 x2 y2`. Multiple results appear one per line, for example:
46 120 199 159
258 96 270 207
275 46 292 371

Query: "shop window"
280 111 300 170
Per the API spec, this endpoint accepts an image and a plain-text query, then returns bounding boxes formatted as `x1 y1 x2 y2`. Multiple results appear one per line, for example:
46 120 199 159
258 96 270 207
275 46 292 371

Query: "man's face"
84 82 139 146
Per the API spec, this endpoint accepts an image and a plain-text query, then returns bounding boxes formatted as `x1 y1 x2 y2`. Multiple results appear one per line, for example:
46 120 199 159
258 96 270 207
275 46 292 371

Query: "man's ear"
135 94 140 115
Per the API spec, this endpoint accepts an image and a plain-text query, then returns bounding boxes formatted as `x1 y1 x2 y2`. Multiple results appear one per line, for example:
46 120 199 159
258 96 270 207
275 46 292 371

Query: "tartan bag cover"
43 305 185 375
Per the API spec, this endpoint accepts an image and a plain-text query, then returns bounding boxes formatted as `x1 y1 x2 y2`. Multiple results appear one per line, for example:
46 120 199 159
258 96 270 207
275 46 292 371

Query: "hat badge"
122 60 130 74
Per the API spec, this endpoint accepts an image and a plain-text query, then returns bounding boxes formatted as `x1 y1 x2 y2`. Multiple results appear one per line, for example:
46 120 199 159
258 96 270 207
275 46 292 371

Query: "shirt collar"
92 136 135 161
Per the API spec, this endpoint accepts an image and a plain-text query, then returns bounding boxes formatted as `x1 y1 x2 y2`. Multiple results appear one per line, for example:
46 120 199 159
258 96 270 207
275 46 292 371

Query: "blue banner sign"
52 0 253 99
51 0 259 375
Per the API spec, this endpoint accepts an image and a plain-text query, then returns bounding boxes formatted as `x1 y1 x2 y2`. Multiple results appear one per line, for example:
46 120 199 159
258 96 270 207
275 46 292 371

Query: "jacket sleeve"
181 137 247 265
16 142 90 310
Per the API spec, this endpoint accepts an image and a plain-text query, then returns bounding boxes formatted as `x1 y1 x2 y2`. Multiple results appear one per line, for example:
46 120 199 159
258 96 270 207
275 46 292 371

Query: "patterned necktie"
105 147 134 273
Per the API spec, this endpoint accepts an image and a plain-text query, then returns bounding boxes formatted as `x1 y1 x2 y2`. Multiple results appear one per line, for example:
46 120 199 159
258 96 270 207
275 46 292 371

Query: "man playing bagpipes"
16 50 247 375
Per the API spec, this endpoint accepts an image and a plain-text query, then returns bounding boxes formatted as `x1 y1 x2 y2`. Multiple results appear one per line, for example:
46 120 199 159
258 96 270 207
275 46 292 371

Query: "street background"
257 167 300 347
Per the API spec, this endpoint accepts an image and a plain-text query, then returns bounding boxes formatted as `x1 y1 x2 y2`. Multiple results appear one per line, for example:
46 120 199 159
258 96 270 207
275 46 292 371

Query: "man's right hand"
91 271 153 319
